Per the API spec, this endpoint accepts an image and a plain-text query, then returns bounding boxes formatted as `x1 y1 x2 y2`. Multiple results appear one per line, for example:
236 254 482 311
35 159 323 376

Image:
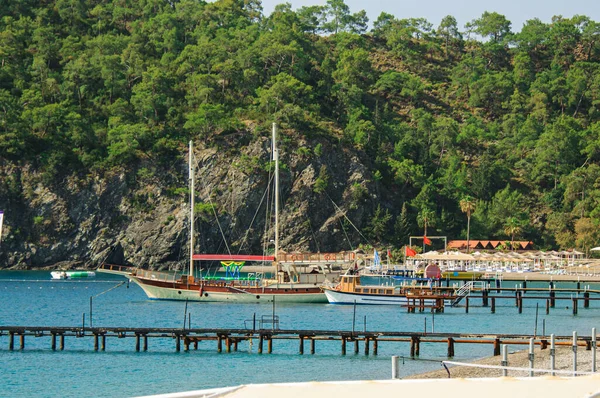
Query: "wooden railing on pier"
0 325 596 358
278 251 359 266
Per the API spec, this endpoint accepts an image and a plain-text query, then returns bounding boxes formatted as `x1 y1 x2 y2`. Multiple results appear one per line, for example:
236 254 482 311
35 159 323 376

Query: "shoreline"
405 345 596 379
4 265 600 283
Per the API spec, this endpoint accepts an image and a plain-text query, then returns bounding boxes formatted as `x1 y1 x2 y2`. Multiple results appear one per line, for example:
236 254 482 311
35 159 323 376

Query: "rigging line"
194 154 232 256
258 159 274 267
260 172 274 262
306 216 320 253
324 190 371 246
92 281 125 299
237 173 275 256
338 216 354 251
98 245 116 266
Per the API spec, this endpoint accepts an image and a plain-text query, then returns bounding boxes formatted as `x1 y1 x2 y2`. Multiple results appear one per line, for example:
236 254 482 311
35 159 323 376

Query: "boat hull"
324 288 438 305
130 277 327 303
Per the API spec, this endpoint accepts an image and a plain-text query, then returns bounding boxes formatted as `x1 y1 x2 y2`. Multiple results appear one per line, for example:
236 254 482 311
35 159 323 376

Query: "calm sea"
1 271 599 397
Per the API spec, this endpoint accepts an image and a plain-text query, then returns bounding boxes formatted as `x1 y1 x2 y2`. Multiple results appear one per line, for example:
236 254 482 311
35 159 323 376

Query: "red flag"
406 246 417 257
423 236 432 245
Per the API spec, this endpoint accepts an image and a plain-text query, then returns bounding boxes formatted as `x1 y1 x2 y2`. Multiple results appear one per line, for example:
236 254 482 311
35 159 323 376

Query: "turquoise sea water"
1 271 600 397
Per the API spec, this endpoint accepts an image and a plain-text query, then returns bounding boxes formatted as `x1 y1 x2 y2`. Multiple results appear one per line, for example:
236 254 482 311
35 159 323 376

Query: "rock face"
0 134 380 270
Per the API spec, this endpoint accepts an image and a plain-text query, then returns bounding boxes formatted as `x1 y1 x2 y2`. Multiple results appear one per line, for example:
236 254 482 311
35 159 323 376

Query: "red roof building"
447 240 534 251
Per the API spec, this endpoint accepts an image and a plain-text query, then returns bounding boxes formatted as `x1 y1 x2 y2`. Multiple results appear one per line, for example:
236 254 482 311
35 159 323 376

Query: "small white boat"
51 271 96 280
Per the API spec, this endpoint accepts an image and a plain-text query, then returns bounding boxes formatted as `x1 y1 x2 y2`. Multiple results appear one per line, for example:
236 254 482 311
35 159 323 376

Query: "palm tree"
417 207 436 251
417 207 436 235
459 196 476 253
504 217 522 251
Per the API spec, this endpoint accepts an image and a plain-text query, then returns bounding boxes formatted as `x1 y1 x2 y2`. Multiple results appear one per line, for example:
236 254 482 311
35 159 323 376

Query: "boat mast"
272 123 279 263
189 141 195 279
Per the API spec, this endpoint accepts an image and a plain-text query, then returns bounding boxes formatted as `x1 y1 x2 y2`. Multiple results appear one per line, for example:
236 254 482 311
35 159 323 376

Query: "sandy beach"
406 345 597 379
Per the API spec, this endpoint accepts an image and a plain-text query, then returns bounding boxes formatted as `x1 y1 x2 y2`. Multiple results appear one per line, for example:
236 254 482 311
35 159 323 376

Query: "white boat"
323 273 451 306
127 124 354 303
51 271 96 280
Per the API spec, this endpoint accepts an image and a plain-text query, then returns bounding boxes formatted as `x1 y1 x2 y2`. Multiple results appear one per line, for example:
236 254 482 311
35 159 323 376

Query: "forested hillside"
1 0 600 268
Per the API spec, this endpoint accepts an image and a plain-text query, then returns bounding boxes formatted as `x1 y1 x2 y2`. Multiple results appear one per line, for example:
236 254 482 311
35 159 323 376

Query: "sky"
258 0 600 32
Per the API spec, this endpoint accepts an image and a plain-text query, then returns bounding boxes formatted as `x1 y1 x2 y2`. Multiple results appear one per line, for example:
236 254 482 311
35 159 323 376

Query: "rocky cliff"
0 132 379 270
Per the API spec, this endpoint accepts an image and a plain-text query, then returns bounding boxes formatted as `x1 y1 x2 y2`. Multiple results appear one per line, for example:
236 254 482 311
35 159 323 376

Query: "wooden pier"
0 325 597 358
397 283 600 314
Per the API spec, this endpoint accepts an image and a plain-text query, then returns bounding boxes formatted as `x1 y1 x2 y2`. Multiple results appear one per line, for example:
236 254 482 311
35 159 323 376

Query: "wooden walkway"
0 325 596 358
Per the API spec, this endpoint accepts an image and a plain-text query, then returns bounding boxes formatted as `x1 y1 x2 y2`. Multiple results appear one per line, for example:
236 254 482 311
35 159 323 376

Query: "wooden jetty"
0 325 597 358
393 282 600 314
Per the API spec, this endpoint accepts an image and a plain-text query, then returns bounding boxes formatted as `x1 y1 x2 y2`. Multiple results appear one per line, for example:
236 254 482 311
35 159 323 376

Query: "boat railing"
135 269 182 283
321 280 338 290
97 263 135 275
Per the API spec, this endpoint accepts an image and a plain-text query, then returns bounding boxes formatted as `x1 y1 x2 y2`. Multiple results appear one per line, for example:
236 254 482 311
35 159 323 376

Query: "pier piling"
410 336 420 357
392 356 400 379
341 337 346 355
518 296 523 313
310 338 315 355
51 333 56 351
529 338 535 377
493 339 501 356
447 337 455 357
550 334 556 376
573 332 578 376
592 328 597 372
502 345 508 377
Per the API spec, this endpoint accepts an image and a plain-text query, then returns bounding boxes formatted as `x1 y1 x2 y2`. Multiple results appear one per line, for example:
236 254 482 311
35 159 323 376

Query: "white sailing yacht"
125 124 356 303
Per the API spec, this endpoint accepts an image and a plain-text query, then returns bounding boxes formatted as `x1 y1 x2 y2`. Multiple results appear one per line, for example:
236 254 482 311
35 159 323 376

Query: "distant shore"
7 264 600 283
